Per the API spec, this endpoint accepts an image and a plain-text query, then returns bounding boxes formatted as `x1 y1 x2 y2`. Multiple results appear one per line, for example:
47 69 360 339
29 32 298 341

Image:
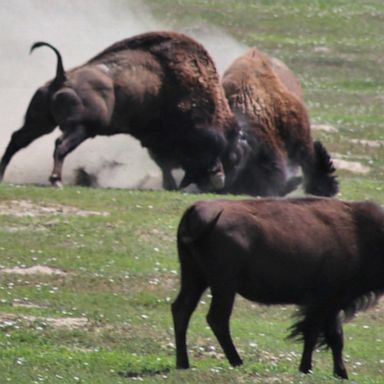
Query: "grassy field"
1 1 384 383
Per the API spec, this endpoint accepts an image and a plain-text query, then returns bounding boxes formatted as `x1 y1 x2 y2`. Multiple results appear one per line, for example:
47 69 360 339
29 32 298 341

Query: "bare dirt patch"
349 139 384 148
312 123 338 133
0 265 67 276
0 224 48 233
0 313 88 329
12 299 45 309
333 158 370 174
0 199 109 217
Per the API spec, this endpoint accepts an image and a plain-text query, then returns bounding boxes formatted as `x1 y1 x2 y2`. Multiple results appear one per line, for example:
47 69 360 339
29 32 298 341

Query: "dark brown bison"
172 197 384 379
221 48 338 196
0 31 237 189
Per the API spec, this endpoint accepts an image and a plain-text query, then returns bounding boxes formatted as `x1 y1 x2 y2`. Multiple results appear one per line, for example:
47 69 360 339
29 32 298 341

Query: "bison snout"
209 170 225 190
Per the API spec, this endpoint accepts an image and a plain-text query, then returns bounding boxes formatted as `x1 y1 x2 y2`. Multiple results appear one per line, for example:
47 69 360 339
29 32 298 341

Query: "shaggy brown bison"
172 197 384 379
0 31 237 189
221 48 338 196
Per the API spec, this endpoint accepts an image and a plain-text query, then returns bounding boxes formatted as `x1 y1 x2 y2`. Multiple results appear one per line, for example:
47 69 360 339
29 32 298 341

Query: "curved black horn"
30 41 66 84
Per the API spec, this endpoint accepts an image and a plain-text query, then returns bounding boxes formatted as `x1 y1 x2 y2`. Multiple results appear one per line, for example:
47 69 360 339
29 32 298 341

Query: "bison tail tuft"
304 141 338 197
30 41 66 86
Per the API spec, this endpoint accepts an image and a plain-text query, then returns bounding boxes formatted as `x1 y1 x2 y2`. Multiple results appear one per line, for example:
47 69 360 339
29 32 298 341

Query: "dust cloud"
0 0 246 188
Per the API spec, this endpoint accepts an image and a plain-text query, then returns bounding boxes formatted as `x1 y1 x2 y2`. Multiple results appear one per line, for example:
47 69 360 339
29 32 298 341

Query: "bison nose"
210 170 225 190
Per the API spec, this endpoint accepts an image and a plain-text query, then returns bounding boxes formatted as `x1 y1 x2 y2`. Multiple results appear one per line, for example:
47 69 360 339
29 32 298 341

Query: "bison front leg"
161 165 178 191
147 151 178 191
50 125 88 186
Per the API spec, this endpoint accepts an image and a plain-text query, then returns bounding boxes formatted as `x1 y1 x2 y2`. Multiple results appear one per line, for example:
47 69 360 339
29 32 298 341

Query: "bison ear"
179 172 194 189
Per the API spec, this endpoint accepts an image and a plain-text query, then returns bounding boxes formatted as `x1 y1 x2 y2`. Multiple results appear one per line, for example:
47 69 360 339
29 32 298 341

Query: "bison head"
179 128 227 192
180 159 225 191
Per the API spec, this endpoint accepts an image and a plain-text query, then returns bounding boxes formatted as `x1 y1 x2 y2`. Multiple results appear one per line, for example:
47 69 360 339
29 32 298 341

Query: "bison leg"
299 329 319 374
0 123 55 181
297 311 321 374
206 289 243 367
282 176 302 195
324 314 348 379
148 151 178 191
49 125 88 186
161 165 178 191
171 274 207 369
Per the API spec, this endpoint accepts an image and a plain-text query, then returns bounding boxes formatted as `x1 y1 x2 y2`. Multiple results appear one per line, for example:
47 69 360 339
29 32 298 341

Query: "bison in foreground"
221 48 338 196
0 31 237 190
172 197 384 379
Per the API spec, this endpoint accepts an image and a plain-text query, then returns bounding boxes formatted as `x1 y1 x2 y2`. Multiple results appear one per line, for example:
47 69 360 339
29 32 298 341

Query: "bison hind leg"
323 314 348 379
172 255 207 369
206 288 243 367
50 125 88 186
288 307 322 375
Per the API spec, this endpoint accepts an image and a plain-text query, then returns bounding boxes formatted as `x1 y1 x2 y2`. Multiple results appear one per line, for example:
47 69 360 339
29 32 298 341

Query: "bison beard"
172 197 384 379
0 31 237 190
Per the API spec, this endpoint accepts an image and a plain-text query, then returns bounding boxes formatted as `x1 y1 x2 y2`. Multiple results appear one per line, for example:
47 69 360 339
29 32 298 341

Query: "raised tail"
304 141 338 197
30 42 67 86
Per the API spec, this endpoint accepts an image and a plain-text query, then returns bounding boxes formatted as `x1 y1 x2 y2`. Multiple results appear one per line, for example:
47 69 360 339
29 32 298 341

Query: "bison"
0 31 237 190
172 197 384 379
221 48 338 196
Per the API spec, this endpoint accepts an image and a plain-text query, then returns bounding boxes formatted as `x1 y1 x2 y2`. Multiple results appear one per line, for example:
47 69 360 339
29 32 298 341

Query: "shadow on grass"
118 367 171 378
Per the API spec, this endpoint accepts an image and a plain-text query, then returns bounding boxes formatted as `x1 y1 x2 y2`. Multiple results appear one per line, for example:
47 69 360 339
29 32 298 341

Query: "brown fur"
221 48 338 196
172 197 384 379
0 31 237 189
270 56 304 102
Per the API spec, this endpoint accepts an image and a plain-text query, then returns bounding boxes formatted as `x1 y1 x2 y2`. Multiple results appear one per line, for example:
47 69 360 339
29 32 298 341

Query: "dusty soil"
0 313 88 329
0 199 109 217
312 123 338 133
0 265 66 276
333 158 370 174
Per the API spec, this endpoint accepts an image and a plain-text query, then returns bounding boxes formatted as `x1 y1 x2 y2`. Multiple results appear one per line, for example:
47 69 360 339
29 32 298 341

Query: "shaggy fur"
172 197 384 379
221 48 338 196
0 31 237 189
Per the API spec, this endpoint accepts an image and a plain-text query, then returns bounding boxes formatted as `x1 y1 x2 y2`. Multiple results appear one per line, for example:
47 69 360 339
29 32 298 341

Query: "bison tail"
30 42 66 86
177 204 222 278
304 141 338 197
288 306 340 349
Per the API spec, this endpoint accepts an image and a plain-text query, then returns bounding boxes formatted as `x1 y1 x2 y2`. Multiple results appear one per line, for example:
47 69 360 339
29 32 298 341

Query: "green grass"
2 1 384 382
1 185 384 384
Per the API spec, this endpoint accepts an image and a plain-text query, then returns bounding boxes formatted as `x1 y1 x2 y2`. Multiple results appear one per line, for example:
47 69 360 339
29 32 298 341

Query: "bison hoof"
176 363 190 370
230 358 243 367
299 366 312 375
334 368 348 380
49 174 63 188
